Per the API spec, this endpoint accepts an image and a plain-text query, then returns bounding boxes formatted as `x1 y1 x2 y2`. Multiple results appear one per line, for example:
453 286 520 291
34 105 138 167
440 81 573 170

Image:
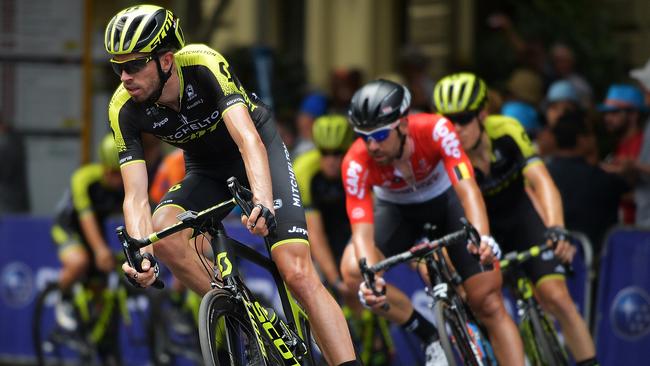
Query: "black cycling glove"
253 203 277 233
124 252 160 288
544 226 570 245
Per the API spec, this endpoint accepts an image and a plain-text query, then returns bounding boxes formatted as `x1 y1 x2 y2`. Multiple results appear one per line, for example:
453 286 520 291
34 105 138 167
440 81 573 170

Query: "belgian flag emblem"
453 162 471 181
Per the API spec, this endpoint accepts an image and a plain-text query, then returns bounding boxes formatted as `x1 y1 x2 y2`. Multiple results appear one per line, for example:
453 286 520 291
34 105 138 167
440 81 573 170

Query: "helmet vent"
140 17 158 43
121 15 143 50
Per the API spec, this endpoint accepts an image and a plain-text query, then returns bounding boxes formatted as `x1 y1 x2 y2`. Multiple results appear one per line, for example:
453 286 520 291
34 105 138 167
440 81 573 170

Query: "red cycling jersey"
342 113 474 224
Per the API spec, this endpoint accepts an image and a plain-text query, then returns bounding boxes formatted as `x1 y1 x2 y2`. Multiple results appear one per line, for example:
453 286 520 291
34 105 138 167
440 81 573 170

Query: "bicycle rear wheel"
525 307 569 366
434 299 482 366
198 288 286 366
31 283 95 366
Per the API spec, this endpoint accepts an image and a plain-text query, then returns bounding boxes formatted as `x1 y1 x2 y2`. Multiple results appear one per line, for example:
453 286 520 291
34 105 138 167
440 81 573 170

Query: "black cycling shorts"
51 223 104 277
489 197 565 285
374 187 484 281
154 119 309 249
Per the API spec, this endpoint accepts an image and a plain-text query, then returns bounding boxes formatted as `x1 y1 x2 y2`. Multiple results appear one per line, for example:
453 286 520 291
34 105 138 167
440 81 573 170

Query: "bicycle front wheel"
198 288 286 366
434 299 482 366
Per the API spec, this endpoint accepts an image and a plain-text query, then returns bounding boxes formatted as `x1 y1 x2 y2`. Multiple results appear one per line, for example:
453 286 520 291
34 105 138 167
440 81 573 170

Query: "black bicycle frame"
117 177 313 365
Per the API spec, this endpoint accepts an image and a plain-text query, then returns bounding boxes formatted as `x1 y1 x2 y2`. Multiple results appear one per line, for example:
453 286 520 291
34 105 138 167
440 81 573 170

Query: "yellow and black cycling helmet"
313 114 355 152
99 134 120 171
104 5 185 55
433 72 488 115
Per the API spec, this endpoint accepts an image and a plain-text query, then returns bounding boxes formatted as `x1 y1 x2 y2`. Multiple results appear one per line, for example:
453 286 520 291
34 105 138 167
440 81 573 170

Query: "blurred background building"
0 0 649 214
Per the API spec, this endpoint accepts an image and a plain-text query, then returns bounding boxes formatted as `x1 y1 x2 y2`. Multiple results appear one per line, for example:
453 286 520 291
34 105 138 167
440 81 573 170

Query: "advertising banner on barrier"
0 215 429 365
595 227 650 365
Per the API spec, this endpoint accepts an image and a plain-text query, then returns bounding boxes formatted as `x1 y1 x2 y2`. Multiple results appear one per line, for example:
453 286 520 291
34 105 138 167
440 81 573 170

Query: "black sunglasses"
446 112 477 126
110 55 154 76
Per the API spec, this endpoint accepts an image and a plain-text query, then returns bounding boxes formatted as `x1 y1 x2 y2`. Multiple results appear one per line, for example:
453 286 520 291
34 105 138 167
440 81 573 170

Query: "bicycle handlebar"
358 218 481 308
499 240 575 276
116 177 254 290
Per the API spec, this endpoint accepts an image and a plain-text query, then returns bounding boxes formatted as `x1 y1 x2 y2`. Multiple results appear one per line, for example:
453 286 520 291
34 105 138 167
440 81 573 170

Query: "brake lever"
116 226 164 289
359 258 389 311
227 177 254 216
459 218 494 271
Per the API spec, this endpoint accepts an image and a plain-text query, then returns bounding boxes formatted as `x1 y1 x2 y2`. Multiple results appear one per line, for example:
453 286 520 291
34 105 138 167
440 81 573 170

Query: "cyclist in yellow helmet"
105 5 357 364
51 134 124 330
433 72 598 366
295 114 355 295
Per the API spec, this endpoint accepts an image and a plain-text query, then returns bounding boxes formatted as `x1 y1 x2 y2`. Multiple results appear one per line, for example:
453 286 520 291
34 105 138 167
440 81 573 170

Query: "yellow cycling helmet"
104 5 185 55
99 134 120 170
313 114 355 152
433 72 488 115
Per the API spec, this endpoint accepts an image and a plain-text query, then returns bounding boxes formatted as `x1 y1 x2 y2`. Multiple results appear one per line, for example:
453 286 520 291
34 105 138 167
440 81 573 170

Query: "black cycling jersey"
108 44 308 247
109 44 273 171
309 172 351 262
476 115 563 283
474 115 542 214
53 164 124 243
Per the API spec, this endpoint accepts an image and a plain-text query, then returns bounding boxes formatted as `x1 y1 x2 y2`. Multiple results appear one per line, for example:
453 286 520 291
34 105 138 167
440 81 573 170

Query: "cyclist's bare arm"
78 212 114 272
350 222 382 266
453 178 493 263
223 104 274 235
523 163 575 261
120 161 157 284
524 163 565 228
306 211 341 285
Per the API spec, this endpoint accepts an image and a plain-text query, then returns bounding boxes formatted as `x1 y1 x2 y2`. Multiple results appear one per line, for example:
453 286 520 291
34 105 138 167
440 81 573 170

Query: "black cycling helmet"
348 79 411 129
105 5 185 55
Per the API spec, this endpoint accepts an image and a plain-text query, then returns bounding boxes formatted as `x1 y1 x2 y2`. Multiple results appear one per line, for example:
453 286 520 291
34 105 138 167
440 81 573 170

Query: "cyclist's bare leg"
272 242 357 365
536 277 595 361
59 246 90 291
340 244 414 324
150 206 213 295
464 269 525 366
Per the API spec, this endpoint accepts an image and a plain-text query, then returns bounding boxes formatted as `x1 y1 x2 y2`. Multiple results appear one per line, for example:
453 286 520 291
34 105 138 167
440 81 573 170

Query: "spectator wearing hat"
501 100 541 138
549 42 593 109
293 92 328 159
599 84 648 224
537 80 599 163
628 60 650 226
546 111 628 255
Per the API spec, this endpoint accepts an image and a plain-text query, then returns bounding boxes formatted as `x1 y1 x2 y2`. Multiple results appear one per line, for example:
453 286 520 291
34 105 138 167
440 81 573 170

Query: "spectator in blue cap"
501 100 541 138
293 92 328 158
537 80 599 163
545 80 580 125
599 84 648 224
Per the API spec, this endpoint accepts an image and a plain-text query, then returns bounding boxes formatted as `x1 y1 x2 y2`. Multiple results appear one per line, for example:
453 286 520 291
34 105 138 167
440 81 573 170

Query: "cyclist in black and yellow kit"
52 134 124 329
104 5 357 364
433 72 598 366
294 115 354 293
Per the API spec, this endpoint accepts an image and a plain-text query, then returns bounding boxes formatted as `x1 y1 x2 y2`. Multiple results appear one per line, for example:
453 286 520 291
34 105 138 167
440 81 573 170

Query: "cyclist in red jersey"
340 79 524 365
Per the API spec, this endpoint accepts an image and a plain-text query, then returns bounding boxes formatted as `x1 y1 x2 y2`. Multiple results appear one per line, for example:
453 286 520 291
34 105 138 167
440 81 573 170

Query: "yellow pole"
80 0 93 164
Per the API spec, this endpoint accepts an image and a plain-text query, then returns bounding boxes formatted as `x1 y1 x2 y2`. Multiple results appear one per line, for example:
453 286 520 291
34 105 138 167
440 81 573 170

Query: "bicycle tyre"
32 283 95 366
147 289 202 366
198 288 286 366
528 307 569 366
434 299 481 366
